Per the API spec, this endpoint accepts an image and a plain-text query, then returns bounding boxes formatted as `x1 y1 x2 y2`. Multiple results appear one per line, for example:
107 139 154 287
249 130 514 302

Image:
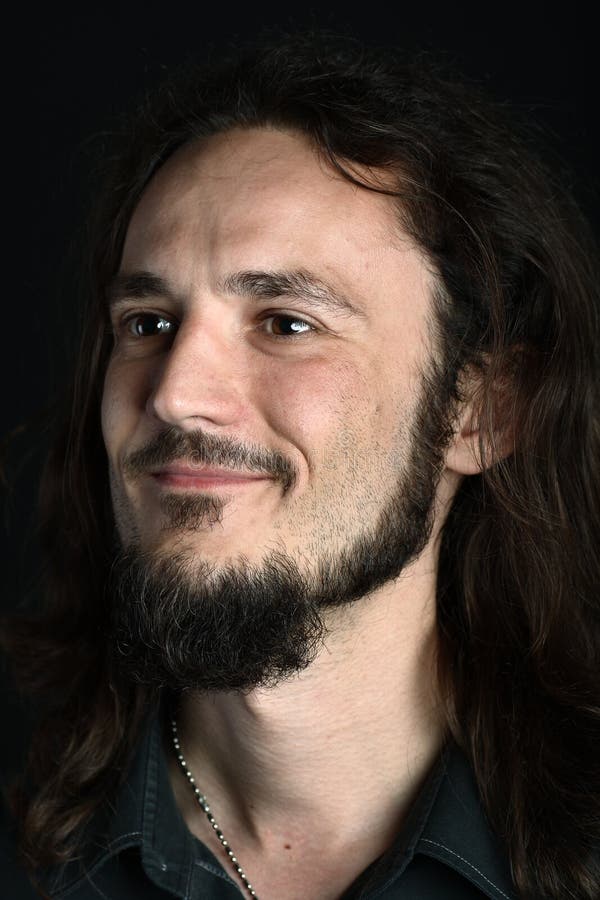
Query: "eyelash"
117 311 317 340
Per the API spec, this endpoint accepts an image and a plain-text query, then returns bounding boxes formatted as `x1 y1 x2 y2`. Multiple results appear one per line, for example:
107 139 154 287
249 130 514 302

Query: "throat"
163 597 445 896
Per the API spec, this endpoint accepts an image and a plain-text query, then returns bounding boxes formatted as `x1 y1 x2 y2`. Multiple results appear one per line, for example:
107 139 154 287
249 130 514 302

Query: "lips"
149 462 271 487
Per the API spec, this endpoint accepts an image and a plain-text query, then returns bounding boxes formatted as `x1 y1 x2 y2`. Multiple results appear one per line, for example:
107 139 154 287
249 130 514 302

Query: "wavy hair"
3 32 599 899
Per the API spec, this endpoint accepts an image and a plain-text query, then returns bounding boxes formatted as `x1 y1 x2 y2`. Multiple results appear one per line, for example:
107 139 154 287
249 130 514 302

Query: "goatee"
107 360 454 693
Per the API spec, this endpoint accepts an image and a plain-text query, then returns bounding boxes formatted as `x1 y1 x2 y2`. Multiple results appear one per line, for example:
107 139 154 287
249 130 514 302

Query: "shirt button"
160 861 168 872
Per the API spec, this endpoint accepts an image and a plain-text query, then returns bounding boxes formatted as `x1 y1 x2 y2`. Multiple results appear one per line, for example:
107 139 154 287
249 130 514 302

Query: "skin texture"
101 127 482 899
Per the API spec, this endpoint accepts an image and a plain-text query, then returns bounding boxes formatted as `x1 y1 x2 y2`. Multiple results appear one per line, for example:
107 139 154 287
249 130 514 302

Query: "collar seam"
194 857 239 885
417 837 515 900
48 834 143 898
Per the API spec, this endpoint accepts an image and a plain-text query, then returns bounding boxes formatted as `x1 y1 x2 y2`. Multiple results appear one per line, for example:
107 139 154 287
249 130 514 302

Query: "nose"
145 315 249 430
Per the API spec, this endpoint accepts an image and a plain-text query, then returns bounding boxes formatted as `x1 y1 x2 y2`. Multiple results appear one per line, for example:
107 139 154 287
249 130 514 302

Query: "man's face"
101 127 453 690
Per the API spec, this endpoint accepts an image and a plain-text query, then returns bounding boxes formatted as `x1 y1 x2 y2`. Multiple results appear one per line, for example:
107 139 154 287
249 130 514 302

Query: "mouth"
148 463 273 491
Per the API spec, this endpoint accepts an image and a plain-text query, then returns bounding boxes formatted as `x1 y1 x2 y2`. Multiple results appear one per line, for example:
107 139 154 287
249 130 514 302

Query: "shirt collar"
415 745 517 900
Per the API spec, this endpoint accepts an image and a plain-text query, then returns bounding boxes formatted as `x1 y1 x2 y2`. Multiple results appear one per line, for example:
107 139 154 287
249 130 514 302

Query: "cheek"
100 359 144 455
256 354 380 460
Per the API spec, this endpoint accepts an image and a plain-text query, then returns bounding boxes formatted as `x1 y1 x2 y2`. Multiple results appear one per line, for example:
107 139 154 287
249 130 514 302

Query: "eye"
123 313 177 338
261 314 315 338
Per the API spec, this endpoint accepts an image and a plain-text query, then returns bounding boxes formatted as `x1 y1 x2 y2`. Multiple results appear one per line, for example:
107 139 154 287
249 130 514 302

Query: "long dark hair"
3 32 599 899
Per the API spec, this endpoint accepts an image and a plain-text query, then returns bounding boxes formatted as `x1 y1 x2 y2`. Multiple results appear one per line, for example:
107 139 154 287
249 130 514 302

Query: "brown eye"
126 314 176 337
262 314 313 337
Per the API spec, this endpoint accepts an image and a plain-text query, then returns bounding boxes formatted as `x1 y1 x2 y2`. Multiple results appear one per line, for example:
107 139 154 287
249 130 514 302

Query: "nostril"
145 372 249 432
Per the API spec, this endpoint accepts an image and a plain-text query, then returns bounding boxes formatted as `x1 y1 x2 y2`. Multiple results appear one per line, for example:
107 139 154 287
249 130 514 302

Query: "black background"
1 4 598 771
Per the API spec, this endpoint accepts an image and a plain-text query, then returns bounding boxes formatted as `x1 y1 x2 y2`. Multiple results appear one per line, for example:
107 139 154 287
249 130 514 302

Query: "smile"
149 465 273 490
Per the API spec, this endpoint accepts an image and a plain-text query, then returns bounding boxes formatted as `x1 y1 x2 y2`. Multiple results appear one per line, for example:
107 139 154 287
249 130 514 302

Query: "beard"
107 357 456 694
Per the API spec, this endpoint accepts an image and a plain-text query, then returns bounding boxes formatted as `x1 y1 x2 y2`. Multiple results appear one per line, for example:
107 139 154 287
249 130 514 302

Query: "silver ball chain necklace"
170 717 259 898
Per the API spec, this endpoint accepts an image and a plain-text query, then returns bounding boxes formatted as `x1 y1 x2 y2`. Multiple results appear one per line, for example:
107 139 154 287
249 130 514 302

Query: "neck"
166 565 447 860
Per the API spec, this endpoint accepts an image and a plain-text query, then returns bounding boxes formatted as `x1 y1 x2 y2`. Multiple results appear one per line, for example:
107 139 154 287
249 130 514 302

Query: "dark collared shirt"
2 709 518 899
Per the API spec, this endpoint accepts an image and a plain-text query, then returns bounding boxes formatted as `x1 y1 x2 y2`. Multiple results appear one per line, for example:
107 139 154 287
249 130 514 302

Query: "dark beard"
107 359 455 693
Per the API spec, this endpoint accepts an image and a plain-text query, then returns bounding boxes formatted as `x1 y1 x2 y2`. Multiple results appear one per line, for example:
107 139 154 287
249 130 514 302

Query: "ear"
444 366 516 476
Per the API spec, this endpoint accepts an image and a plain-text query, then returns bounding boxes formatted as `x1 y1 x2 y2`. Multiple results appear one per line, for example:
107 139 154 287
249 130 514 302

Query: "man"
2 32 599 900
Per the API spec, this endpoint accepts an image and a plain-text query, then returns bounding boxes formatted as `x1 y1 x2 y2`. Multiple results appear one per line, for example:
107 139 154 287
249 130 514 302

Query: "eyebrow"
106 271 177 309
106 269 366 319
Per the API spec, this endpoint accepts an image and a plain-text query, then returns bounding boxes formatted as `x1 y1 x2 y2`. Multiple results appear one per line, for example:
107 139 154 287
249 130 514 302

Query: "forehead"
126 127 399 241
121 127 433 323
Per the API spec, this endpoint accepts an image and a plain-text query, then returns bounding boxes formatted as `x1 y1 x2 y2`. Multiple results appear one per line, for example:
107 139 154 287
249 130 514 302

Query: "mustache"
121 426 297 492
